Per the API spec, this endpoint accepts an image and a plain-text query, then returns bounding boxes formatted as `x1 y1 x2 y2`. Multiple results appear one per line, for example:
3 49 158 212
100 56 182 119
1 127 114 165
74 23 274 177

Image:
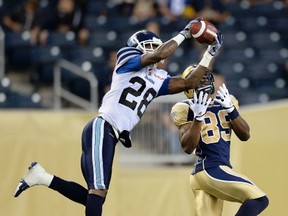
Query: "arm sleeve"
170 102 191 128
116 55 142 74
157 77 171 96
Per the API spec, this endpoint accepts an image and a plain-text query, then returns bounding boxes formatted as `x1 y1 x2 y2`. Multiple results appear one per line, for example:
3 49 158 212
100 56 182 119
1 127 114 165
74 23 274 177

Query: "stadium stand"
0 0 287 108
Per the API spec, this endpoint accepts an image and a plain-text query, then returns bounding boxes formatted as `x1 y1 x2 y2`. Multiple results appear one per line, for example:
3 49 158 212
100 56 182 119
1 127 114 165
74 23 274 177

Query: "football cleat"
14 162 47 197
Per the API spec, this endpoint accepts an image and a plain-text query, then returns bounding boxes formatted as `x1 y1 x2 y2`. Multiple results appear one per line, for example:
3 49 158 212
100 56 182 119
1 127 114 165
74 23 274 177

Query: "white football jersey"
99 47 171 133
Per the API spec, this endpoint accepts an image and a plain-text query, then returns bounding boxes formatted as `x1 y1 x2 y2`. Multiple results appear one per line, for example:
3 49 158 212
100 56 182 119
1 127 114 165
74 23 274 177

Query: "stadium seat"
84 15 108 32
250 31 283 49
222 30 250 49
217 47 256 63
258 48 288 63
4 32 31 48
0 88 43 108
253 84 288 102
69 46 106 67
106 16 141 32
46 32 77 48
4 32 32 70
30 46 65 64
247 61 282 81
89 30 121 50
85 1 108 15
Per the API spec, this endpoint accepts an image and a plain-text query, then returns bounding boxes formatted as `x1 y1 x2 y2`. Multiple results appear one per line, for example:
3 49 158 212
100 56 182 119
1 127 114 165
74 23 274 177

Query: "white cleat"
14 162 48 197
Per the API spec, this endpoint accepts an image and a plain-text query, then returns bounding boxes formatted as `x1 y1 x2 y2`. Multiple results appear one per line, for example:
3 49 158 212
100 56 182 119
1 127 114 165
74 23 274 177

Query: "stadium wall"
1 100 287 216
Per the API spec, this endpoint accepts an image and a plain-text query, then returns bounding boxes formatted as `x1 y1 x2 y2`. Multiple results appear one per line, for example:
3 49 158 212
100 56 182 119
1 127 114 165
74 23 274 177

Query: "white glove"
206 32 224 56
214 83 235 113
188 91 212 121
180 17 203 39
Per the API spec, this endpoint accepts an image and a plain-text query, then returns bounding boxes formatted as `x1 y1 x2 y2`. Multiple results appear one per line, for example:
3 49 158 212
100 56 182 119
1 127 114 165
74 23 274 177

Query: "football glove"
119 130 132 148
214 83 235 113
206 32 224 56
180 17 203 39
188 91 212 122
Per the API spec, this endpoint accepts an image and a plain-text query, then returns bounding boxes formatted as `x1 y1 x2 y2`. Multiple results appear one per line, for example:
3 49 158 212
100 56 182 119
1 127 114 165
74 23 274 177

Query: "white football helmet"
127 30 163 53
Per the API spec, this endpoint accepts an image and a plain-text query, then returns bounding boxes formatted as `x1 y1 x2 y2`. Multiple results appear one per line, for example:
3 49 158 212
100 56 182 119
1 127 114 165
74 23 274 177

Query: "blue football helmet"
182 65 215 98
127 30 163 53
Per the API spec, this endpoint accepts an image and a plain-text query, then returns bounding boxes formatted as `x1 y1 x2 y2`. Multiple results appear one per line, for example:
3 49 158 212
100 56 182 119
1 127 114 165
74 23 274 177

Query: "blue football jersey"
170 96 239 173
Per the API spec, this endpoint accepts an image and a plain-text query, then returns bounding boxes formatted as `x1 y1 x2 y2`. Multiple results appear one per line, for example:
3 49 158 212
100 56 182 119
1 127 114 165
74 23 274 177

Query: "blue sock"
236 196 269 216
49 176 88 205
85 194 105 216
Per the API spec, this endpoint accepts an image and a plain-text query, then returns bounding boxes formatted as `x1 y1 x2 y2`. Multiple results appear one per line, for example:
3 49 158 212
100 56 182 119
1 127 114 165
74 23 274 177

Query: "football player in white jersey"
170 66 269 216
14 18 223 216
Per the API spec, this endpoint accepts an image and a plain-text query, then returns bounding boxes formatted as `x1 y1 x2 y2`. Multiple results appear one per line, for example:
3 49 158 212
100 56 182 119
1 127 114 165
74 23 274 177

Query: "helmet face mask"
194 71 215 95
182 65 215 99
127 30 163 53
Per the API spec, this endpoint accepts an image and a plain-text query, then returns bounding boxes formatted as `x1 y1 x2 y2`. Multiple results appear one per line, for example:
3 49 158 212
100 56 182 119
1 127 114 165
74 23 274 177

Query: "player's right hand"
180 17 203 39
188 91 212 122
214 83 235 113
207 32 224 56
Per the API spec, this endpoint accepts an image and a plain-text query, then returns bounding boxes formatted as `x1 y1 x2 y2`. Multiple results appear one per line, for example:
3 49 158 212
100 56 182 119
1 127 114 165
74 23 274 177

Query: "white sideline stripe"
192 20 206 38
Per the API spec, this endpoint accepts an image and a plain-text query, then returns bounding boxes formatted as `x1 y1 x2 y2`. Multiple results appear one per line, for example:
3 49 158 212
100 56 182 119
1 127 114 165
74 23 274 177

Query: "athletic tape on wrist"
172 34 185 46
195 114 205 122
228 108 239 120
195 118 203 122
199 51 213 68
226 106 235 113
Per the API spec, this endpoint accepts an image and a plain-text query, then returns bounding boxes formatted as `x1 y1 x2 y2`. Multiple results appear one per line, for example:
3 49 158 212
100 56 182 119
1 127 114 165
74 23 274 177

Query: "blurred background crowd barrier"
0 0 287 109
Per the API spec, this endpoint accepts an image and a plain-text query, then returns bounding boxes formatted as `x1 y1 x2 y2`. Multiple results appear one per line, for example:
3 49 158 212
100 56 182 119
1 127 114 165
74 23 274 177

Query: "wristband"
195 117 204 122
199 51 213 68
226 106 235 113
172 34 185 46
228 108 239 120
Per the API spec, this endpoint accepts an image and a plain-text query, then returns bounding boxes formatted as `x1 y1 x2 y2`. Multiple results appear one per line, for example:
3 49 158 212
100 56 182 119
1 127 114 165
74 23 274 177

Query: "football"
190 20 218 45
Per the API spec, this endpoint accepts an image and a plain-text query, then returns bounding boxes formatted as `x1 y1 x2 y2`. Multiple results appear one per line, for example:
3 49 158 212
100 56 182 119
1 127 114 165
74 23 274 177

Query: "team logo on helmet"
127 30 163 53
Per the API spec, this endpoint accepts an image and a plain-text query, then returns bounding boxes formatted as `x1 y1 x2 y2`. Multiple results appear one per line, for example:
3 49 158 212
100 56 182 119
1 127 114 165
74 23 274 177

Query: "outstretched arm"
214 84 250 141
141 19 197 67
167 65 207 94
168 33 223 94
141 39 180 66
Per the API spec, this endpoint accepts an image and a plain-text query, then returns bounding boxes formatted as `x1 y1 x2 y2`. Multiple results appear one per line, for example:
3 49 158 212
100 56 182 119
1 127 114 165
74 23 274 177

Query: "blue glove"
180 17 203 39
206 32 224 56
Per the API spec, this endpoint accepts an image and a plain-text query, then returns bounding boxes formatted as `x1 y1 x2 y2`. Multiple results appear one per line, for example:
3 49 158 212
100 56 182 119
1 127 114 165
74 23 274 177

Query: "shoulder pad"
170 101 191 128
231 95 239 110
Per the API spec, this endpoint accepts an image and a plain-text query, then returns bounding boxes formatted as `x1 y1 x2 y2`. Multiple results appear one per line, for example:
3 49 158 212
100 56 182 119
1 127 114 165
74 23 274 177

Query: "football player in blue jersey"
170 66 269 216
13 18 223 216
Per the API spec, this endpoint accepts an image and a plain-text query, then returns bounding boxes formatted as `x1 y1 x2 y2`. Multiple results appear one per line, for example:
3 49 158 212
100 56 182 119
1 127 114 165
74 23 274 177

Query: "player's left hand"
214 83 235 113
180 17 203 39
206 32 224 56
188 91 212 121
119 130 132 148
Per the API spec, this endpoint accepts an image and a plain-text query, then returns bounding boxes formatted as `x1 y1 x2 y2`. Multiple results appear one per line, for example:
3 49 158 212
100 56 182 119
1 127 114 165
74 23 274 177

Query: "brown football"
190 20 218 45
